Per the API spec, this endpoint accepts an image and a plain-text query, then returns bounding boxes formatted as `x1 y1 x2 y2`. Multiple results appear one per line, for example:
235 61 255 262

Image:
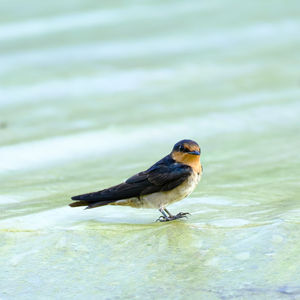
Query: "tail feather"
71 191 104 201
69 200 90 207
69 181 146 209
69 190 117 209
69 199 114 209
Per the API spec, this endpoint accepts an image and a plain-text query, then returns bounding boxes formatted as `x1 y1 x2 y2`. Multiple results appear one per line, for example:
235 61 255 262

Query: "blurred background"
0 0 300 299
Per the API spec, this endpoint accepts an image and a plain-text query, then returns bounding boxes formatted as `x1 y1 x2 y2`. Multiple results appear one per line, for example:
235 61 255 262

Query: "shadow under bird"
70 139 203 222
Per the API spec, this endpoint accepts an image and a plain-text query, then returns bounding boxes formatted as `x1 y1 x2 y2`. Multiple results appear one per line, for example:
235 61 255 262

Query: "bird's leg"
163 208 174 217
156 207 190 222
156 208 169 222
164 207 190 219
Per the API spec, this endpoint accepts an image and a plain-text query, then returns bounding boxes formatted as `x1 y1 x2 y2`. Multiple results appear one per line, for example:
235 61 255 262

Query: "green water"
0 0 300 299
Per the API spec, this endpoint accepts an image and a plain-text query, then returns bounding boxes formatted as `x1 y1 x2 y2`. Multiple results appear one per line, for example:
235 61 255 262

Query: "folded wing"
70 155 192 208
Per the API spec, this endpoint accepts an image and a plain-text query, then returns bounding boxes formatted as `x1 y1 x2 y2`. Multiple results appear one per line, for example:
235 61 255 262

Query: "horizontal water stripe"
0 68 175 106
0 2 212 41
0 101 298 174
0 63 263 106
0 19 298 74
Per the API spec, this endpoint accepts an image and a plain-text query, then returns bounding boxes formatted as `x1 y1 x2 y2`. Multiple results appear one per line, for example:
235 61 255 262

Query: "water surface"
0 0 300 299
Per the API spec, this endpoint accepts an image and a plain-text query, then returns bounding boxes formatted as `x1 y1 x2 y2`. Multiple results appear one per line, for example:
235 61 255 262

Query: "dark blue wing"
71 155 192 205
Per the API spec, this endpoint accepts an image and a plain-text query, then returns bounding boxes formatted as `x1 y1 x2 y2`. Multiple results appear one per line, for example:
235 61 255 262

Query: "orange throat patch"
171 151 202 174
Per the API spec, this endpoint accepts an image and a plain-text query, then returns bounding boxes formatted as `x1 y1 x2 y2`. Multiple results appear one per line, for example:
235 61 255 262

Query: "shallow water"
0 0 300 299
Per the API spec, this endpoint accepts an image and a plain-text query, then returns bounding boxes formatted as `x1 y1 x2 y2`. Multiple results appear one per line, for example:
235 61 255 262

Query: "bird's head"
171 139 201 171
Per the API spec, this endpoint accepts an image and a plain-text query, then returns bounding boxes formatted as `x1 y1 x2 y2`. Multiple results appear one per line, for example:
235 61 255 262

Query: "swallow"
69 139 203 222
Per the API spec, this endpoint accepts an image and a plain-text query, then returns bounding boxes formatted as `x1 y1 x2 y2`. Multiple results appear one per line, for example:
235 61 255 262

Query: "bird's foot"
156 212 191 222
174 212 191 219
156 215 170 222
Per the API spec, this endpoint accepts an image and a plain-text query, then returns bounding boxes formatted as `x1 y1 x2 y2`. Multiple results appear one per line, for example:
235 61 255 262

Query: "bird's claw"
175 212 191 219
156 216 168 222
156 212 191 222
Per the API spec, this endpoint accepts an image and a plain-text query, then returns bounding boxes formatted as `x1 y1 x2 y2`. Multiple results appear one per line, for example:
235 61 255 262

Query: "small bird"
69 139 203 222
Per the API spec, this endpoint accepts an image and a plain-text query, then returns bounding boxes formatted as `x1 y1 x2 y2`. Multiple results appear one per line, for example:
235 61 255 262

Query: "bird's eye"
179 145 185 152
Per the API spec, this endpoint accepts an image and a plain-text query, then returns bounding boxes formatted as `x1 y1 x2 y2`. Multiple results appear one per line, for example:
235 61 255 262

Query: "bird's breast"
139 170 201 208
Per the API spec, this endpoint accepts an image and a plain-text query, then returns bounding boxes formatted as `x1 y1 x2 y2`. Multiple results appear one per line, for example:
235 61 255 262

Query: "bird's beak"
188 150 200 155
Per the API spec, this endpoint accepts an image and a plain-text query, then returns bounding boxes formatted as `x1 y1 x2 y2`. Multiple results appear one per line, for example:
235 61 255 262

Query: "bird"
69 139 203 222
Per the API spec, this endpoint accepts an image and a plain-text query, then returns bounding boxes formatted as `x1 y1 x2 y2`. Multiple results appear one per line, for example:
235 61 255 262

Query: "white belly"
136 171 201 208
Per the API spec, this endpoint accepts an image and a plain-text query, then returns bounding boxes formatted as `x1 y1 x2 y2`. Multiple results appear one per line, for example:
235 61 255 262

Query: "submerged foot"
156 212 191 222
